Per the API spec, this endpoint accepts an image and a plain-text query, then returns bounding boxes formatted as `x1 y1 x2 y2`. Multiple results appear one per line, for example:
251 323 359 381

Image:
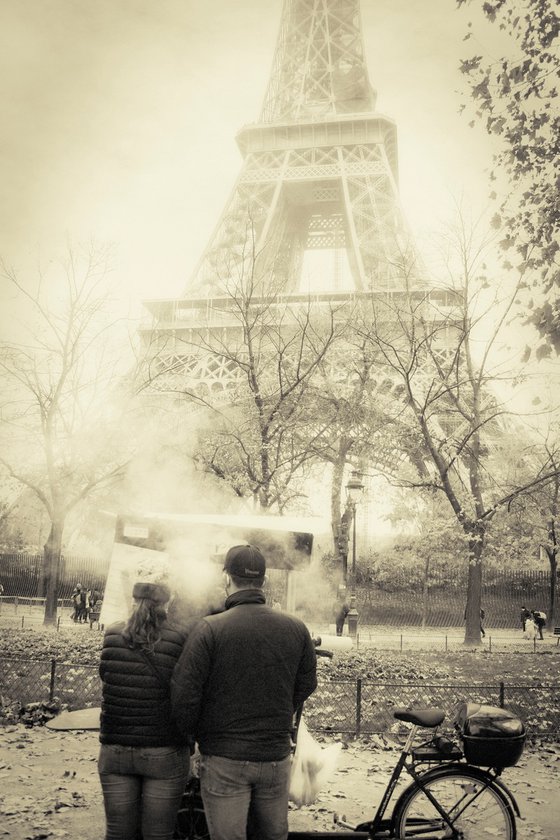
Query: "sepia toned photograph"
0 1 559 838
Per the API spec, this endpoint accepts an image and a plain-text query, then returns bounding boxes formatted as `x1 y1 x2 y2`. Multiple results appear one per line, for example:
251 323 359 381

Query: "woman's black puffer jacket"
99 620 188 747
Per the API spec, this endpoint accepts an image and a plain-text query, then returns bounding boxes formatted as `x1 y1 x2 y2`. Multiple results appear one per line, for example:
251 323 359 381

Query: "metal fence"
352 630 560 654
0 553 109 600
304 679 560 739
2 603 560 653
0 657 103 708
1 657 559 739
1 553 557 627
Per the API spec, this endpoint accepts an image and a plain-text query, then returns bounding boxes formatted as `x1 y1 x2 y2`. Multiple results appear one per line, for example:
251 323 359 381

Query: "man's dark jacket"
170 590 317 761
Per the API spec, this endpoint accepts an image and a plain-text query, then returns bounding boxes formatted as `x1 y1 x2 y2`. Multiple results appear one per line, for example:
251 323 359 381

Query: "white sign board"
99 542 169 627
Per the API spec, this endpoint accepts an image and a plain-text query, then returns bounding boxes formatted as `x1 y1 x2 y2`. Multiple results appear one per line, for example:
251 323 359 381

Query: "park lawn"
0 627 558 685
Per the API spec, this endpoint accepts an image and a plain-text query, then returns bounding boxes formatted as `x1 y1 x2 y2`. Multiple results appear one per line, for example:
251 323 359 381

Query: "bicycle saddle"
393 707 445 728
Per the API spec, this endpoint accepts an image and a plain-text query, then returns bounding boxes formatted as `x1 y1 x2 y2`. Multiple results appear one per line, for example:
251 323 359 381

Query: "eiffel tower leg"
189 152 292 295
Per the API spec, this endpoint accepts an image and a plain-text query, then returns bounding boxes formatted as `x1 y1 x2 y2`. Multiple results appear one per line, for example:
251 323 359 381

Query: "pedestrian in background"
532 609 546 640
520 605 530 632
335 600 350 636
171 544 317 840
98 581 192 840
463 605 486 637
88 587 101 611
71 583 83 622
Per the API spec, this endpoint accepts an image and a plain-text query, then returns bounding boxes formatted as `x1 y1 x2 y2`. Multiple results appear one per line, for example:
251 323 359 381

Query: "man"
171 544 317 840
532 609 546 640
71 583 83 622
335 600 349 636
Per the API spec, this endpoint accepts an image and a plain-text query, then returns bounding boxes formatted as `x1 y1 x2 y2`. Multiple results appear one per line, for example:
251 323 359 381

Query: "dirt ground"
1 725 559 840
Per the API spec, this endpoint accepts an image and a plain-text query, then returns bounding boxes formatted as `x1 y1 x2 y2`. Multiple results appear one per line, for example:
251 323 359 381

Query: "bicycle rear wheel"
393 766 516 839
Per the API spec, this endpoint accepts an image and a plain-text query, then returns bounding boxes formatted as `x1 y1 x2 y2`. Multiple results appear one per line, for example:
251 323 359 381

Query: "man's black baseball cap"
223 544 266 579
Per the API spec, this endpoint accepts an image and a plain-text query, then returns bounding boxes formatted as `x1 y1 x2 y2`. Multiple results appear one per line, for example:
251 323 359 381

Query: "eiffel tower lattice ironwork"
185 0 417 298
143 0 430 397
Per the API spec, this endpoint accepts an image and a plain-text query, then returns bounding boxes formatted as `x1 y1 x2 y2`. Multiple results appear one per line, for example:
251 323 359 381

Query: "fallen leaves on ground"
1 628 558 684
0 727 101 840
1 722 559 840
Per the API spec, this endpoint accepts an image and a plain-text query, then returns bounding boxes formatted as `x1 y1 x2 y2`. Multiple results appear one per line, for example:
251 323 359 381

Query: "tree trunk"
545 547 557 630
330 444 353 581
421 555 430 629
43 519 64 626
463 536 483 645
35 554 45 597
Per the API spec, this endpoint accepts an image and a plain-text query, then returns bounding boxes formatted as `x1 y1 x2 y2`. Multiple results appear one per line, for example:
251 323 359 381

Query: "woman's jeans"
199 753 291 840
98 744 190 840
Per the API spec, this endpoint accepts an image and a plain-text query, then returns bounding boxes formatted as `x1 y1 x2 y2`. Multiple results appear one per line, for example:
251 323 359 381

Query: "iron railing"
1 554 557 627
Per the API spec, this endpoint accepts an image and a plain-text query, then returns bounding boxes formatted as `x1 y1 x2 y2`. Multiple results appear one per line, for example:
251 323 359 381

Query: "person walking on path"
463 605 486 638
79 587 89 621
98 581 193 840
532 609 546 640
71 583 83 622
520 606 530 632
335 600 350 636
171 544 318 840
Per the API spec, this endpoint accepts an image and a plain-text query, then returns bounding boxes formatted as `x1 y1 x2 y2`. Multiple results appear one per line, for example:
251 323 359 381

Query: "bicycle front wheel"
393 766 516 839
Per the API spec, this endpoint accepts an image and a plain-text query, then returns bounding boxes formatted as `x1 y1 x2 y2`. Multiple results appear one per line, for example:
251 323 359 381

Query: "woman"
98 581 192 840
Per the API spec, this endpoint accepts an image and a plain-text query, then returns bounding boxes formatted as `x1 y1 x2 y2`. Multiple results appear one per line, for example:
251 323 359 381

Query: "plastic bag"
289 717 341 806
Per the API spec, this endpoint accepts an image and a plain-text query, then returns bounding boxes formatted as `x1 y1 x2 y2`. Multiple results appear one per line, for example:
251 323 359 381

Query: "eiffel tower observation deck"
142 0 446 396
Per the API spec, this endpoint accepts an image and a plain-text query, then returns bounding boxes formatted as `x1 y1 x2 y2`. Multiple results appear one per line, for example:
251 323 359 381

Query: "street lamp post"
345 470 364 639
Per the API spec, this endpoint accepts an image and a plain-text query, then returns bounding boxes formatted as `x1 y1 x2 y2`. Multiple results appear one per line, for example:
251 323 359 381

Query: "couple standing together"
98 544 318 840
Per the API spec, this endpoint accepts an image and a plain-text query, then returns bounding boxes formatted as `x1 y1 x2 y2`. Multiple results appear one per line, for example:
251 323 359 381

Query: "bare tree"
357 213 560 643
504 424 560 629
195 295 342 510
538 444 559 629
145 222 345 512
305 334 406 572
0 245 141 625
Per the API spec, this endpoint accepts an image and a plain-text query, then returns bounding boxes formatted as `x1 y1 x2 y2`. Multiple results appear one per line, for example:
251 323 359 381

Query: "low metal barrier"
352 631 560 654
305 679 560 739
1 657 559 739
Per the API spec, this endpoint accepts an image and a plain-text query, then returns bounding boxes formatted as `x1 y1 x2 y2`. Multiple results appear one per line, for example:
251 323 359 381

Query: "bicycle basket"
455 703 525 767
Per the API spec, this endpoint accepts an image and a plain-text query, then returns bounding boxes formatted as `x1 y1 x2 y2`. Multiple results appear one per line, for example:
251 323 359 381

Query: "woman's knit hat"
132 581 171 604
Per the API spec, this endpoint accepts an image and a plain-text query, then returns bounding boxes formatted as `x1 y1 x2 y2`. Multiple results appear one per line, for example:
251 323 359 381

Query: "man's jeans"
199 753 291 840
98 744 190 840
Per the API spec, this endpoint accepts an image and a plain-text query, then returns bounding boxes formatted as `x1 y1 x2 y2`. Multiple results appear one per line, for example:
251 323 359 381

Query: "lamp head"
346 470 364 505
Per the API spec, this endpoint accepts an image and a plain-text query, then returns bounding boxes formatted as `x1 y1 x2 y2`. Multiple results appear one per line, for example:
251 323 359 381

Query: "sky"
0 0 511 326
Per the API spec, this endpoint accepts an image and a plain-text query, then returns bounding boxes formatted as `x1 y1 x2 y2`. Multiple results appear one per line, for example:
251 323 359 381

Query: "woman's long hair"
122 597 167 650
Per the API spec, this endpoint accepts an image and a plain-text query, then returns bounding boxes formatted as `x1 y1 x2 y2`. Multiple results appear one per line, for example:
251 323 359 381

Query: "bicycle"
175 702 525 839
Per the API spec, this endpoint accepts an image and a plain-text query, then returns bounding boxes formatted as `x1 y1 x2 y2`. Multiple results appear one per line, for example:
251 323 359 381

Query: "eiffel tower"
143 0 427 397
